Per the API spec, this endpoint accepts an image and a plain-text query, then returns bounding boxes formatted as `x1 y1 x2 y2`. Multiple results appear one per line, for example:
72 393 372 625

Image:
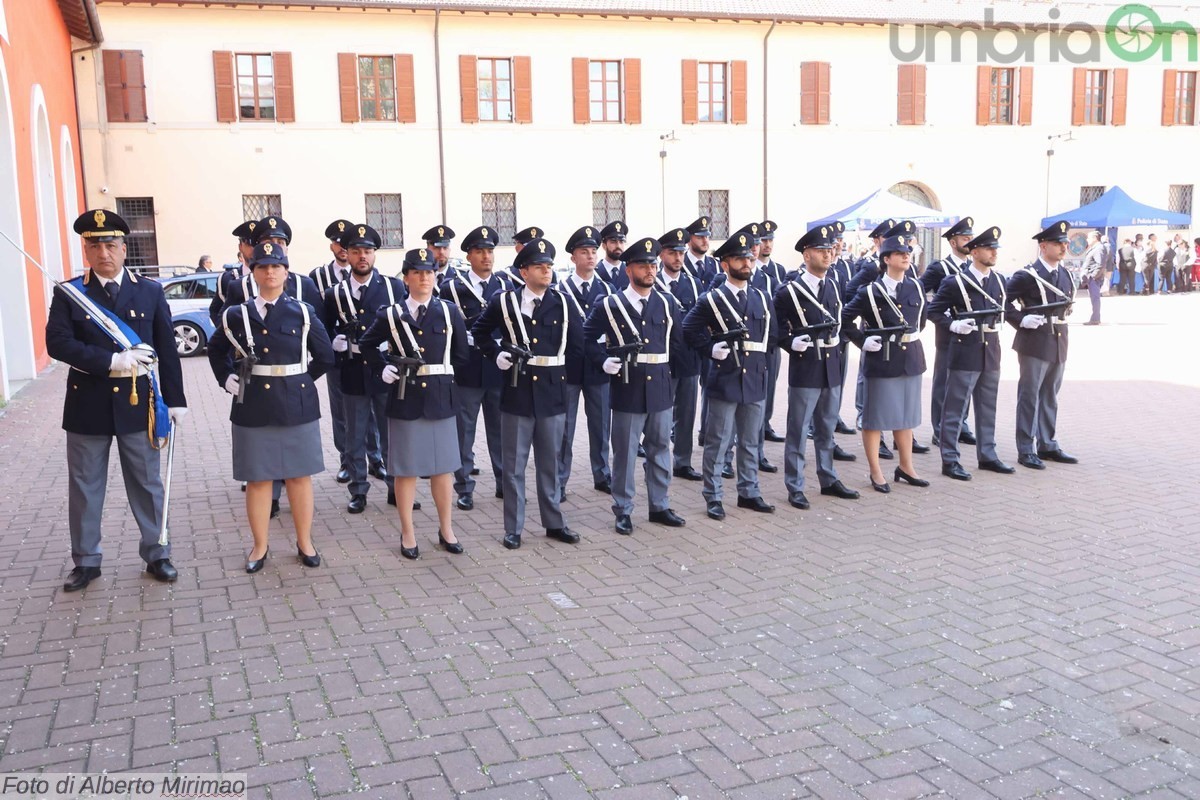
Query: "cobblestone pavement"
0 292 1197 799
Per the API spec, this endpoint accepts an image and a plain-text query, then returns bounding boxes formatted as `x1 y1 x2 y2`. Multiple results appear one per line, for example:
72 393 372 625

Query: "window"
365 194 404 248
359 56 396 121
698 190 729 239
1163 70 1197 126
102 50 147 123
460 56 531 124
897 64 925 125
213 51 293 124
115 197 158 269
800 62 831 125
991 68 1015 124
697 62 726 123
1080 186 1105 205
1169 185 1193 230
478 58 513 122
592 192 626 227
572 59 641 125
682 60 745 125
242 194 281 221
590 61 622 122
1072 67 1126 126
337 53 415 124
976 66 1032 126
236 53 275 120
481 193 517 242
1083 69 1107 125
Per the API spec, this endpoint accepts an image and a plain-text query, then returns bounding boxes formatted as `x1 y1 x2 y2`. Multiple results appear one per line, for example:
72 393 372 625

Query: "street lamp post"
1045 131 1075 216
659 131 677 231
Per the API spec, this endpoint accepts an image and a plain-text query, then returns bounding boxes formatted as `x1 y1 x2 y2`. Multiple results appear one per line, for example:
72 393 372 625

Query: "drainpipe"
434 7 448 222
762 19 776 217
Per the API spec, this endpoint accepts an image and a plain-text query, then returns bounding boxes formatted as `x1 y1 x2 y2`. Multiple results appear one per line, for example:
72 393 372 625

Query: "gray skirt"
232 420 324 482
862 374 922 431
388 416 460 477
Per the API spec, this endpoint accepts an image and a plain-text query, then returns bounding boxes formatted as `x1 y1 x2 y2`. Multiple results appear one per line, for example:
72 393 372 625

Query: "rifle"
711 323 750 367
336 306 362 362
949 308 1004 323
500 341 534 388
860 323 909 361
1022 299 1073 320
386 353 425 400
236 351 257 404
606 341 643 384
791 320 838 360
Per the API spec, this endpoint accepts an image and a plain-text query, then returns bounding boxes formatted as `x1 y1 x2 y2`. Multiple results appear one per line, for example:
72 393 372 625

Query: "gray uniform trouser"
702 397 765 503
763 348 781 431
671 374 699 469
325 365 349 470
454 384 503 496
1015 353 1065 456
67 431 167 567
1086 274 1103 322
784 386 840 494
560 382 611 488
939 369 1000 465
502 412 566 537
931 345 973 438
344 391 390 496
611 408 672 516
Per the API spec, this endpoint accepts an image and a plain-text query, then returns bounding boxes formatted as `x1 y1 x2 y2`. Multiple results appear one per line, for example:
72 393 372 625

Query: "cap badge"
765 222 773 231
531 228 539 237
358 226 366 237
966 217 973 227
821 226 827 237
482 228 489 238
438 226 445 237
93 210 106 228
1060 222 1067 232
249 222 256 232
904 222 913 232
419 248 427 260
751 224 758 234
676 230 683 240
537 241 546 253
615 223 622 232
264 243 274 255
269 218 277 229
585 228 592 237
738 234 746 246
701 218 708 227
993 228 999 238
644 240 653 252
338 221 346 232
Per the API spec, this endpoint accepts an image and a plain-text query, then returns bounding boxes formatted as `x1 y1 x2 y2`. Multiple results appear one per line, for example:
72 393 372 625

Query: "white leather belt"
1052 319 1069 325
415 364 451 376
250 363 306 376
743 342 768 353
981 325 1000 334
899 333 916 343
818 336 841 348
635 353 670 364
528 355 566 367
108 369 137 378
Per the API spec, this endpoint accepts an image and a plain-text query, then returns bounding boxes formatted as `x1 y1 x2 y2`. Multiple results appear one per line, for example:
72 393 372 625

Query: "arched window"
889 182 941 269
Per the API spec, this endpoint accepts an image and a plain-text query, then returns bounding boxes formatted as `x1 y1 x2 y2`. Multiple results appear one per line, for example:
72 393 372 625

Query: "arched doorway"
60 126 83 276
0 58 32 401
889 181 940 271
32 88 64 301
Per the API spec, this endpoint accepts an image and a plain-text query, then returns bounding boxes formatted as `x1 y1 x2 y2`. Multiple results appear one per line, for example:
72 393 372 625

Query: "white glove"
1020 314 1047 329
110 351 137 372
224 374 241 395
332 334 349 353
863 336 883 353
466 332 475 347
496 351 514 371
790 335 813 353
168 407 188 425
130 345 157 365
381 365 400 384
602 357 623 375
711 342 731 361
949 319 977 335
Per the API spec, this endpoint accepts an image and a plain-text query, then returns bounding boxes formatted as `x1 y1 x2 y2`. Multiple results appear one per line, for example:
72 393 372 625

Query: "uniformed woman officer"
842 235 930 493
360 248 470 559
208 241 335 572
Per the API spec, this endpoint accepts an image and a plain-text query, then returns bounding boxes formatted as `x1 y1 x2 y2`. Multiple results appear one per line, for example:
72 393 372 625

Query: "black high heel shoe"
894 467 930 487
400 541 420 560
870 477 891 494
246 547 269 574
297 545 321 568
438 532 464 554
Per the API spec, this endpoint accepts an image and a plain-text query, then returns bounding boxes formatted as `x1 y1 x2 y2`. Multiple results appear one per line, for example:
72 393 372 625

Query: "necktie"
736 289 747 314
639 298 647 315
669 279 677 290
817 279 826 296
416 304 426 323
580 281 589 296
532 297 541 315
263 302 273 321
104 282 119 305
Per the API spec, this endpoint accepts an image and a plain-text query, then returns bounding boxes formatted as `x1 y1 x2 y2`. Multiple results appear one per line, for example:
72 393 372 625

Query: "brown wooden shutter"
800 61 817 124
730 60 747 124
897 64 925 125
337 53 360 123
213 51 237 123
976 65 991 126
273 52 294 123
395 54 416 123
103 50 147 123
681 59 698 124
1162 69 1178 126
624 58 641 124
572 58 589 124
124 51 147 122
817 62 830 124
1111 68 1128 126
1071 67 1086 125
459 55 478 123
911 64 926 125
1017 66 1033 125
513 56 532 123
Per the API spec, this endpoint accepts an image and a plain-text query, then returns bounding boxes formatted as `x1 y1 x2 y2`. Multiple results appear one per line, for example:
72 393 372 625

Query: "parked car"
160 272 219 357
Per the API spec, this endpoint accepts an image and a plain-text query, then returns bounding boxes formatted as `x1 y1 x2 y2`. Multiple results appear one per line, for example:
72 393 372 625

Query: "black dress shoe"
495 487 504 499
736 495 776 513
546 527 580 544
832 444 857 462
870 478 891 494
878 442 894 460
820 481 861 500
245 550 268 574
335 468 351 484
978 459 1016 474
347 494 367 514
369 463 389 481
910 440 931 454
941 462 972 481
594 479 612 494
614 515 633 535
930 433 940 446
387 487 396 506
470 467 481 476
297 546 321 568
721 465 735 479
637 444 646 458
146 558 178 583
673 465 703 481
413 500 422 511
1018 453 1046 470
502 533 521 549
835 421 856 435
894 467 930 487
559 488 568 504
1038 449 1079 464
648 508 686 527
764 428 785 442
456 493 474 511
706 501 726 520
758 458 778 473
958 431 977 445
788 491 810 510
400 542 420 560
63 566 101 592
270 499 281 519
438 532 464 554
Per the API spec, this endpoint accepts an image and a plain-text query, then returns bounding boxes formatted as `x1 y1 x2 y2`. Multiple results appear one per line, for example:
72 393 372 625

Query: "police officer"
311 219 353 295
46 210 187 590
828 221 860 443
598 221 630 290
309 219 354 482
508 226 556 287
1005 220 1079 469
775 225 861 510
683 231 779 521
757 221 788 445
683 217 720 288
923 217 977 448
325 224 405 512
210 219 260 326
473 238 584 550
223 216 325 311
928 226 1014 480
584 236 688 535
558 225 615 497
209 241 336 573
657 227 703 481
440 225 513 510
423 224 461 289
